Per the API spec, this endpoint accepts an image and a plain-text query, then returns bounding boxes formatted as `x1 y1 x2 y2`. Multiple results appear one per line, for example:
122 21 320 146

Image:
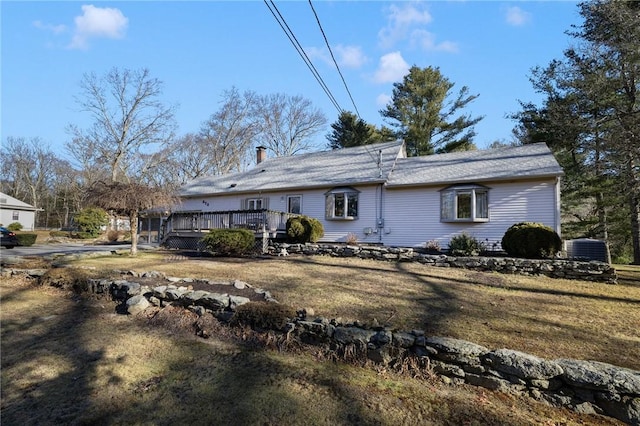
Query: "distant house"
165 141 563 250
0 192 40 231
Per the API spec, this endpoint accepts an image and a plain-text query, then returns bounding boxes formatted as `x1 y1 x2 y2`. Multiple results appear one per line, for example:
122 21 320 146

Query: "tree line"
1 0 637 262
510 0 639 264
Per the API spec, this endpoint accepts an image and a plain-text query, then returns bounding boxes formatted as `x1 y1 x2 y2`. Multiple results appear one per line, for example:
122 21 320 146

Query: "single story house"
0 192 40 231
167 140 563 251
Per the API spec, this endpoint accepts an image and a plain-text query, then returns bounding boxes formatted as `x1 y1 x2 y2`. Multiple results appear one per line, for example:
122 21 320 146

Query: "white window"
12 211 19 221
440 185 489 222
325 187 359 220
287 195 302 214
244 198 267 210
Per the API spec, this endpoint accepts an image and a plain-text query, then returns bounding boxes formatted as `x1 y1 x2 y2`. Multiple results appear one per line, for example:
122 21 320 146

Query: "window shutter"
325 194 334 218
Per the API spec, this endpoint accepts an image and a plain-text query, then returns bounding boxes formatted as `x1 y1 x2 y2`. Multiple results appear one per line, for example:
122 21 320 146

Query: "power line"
263 0 343 114
308 0 361 118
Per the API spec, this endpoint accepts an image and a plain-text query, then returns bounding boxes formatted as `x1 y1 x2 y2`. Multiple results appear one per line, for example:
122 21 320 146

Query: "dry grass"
1 273 623 425
69 251 640 370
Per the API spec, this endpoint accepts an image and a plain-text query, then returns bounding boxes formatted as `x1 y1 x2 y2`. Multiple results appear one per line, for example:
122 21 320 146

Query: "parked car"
0 226 19 249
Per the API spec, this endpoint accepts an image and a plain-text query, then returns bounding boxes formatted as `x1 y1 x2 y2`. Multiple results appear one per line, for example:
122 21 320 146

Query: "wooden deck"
161 209 296 250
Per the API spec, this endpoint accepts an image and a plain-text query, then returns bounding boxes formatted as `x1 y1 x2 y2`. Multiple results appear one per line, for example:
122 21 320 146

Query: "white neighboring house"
171 141 564 250
0 192 40 231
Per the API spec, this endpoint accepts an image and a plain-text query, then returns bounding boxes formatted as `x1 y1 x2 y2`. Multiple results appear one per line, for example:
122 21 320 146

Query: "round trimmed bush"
501 222 562 259
286 215 324 243
201 228 255 256
305 216 324 243
286 217 306 243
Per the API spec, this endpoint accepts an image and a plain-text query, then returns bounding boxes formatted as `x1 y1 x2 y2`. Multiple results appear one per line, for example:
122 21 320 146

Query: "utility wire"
264 0 343 114
308 0 361 118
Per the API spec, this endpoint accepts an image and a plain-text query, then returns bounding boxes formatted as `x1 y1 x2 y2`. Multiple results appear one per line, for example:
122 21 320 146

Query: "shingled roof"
386 142 564 188
179 140 405 197
179 141 563 197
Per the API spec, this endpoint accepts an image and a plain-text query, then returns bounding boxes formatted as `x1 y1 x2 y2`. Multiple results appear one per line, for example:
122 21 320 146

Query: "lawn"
65 251 640 370
1 250 637 425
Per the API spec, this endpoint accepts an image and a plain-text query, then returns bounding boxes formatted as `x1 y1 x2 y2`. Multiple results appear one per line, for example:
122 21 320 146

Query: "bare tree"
66 67 177 183
256 93 327 156
86 181 179 255
199 87 261 173
0 137 64 227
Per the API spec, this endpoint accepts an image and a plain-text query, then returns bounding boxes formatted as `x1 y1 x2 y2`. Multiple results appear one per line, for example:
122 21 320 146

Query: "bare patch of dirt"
125 276 266 302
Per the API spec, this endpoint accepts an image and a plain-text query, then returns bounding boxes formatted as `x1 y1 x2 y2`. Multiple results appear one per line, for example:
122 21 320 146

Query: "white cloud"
334 45 368 69
505 6 531 26
68 5 128 50
307 44 368 70
33 20 67 35
306 46 330 64
379 3 433 49
410 29 459 53
373 51 409 84
376 93 392 108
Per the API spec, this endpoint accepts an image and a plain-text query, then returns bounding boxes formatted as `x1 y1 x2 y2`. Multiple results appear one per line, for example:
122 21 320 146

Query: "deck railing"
162 209 296 239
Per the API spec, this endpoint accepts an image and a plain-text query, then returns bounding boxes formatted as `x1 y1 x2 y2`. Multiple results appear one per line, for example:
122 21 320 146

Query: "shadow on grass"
280 256 464 335
1 275 613 425
1 284 113 425
0 279 380 425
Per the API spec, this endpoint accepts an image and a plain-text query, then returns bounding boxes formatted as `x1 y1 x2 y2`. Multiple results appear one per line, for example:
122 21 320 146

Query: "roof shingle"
386 142 563 187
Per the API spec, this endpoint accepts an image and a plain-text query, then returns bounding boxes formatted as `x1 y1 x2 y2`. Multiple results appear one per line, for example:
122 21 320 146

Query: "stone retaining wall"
269 243 618 284
4 257 635 424
79 268 638 425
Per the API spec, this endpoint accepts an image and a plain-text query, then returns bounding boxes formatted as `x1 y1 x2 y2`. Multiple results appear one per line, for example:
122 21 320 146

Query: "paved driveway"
0 242 157 262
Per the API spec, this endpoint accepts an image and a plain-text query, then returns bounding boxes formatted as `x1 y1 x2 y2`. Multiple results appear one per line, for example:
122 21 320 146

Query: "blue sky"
1 1 581 157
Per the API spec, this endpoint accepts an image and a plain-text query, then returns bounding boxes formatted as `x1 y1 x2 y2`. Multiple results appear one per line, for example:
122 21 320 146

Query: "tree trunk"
630 192 640 265
129 210 139 256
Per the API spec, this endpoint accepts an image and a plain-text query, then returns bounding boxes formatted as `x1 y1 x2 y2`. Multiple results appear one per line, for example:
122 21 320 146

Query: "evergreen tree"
327 111 374 149
512 0 640 263
380 66 483 156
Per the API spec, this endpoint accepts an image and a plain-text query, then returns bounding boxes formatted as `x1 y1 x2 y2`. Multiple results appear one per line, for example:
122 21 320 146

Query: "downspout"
555 176 562 237
378 183 384 244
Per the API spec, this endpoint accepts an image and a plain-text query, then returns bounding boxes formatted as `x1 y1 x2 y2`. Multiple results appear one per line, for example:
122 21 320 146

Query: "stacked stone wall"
269 243 617 284
3 253 635 424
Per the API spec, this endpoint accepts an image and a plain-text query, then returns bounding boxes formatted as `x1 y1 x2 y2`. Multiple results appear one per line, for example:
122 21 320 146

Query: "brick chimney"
256 146 267 164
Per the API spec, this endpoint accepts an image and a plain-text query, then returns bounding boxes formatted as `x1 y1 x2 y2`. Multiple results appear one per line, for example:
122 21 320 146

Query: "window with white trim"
325 187 359 220
12 211 19 220
287 195 302 214
440 185 489 222
244 198 268 210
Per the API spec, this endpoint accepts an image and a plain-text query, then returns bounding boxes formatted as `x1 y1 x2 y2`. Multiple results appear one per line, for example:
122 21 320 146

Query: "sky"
1 1 583 159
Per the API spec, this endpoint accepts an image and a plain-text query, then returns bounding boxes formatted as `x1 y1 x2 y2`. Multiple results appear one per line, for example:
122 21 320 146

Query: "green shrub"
307 217 324 242
74 207 109 238
501 222 562 259
7 222 23 231
231 302 297 331
15 233 37 246
201 228 255 256
286 217 306 243
286 215 324 243
448 233 485 256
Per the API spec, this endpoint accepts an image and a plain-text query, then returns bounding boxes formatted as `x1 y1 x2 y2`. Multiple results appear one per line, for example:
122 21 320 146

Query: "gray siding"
180 184 384 244
179 179 560 249
381 179 560 249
